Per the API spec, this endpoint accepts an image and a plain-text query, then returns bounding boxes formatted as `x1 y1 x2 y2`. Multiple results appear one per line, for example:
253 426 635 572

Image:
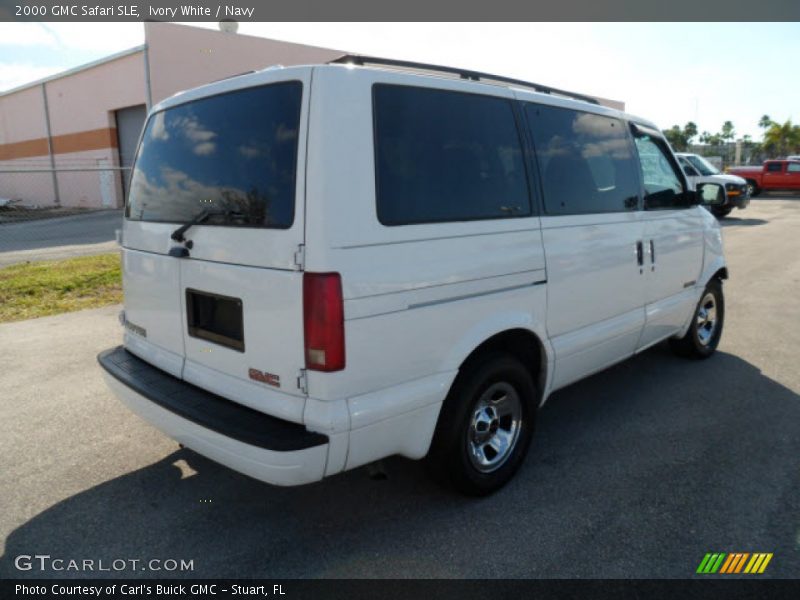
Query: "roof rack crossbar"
330 54 599 105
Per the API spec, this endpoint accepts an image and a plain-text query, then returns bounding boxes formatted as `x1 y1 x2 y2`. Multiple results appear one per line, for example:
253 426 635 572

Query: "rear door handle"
649 240 655 266
636 241 644 266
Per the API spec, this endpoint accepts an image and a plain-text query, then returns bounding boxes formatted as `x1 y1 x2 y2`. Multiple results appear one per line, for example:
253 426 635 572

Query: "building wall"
46 51 145 208
594 95 625 111
0 49 146 208
0 23 343 209
145 23 343 105
0 85 48 160
46 51 145 138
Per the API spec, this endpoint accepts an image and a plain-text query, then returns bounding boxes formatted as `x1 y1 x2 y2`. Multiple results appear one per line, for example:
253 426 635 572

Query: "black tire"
669 279 725 359
427 353 537 496
712 206 732 219
747 180 761 197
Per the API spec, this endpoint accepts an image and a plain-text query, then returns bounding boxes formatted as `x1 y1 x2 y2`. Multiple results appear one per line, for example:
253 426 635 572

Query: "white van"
99 56 729 495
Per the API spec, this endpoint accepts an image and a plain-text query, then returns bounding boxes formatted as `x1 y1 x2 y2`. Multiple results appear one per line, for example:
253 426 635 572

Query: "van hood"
697 173 748 185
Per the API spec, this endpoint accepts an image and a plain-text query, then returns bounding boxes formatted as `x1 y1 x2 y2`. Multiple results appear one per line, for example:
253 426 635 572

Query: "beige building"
0 23 342 209
0 23 624 209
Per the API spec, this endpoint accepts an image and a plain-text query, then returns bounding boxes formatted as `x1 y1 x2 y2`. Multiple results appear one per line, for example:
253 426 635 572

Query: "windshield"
126 81 302 229
686 154 719 176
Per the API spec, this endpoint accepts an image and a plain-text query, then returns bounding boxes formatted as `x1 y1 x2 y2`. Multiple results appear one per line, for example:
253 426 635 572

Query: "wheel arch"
677 262 728 339
451 327 550 408
712 267 729 281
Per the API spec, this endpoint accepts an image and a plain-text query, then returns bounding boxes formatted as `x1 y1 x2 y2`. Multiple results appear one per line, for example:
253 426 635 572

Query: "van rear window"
126 81 302 229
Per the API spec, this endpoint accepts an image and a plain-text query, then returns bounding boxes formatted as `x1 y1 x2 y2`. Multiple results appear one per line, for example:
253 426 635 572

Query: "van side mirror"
696 182 725 206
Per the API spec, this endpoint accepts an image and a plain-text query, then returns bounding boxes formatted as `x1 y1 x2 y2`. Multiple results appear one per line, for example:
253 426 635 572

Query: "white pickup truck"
676 152 750 218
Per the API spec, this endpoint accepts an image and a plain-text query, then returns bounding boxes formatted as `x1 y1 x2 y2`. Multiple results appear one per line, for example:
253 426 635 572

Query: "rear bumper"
98 346 329 486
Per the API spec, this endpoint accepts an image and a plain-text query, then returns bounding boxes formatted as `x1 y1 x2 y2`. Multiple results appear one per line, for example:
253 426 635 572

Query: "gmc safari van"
99 56 728 495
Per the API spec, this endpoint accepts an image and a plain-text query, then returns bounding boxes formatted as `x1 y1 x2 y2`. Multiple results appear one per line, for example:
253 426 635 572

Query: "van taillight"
303 272 345 372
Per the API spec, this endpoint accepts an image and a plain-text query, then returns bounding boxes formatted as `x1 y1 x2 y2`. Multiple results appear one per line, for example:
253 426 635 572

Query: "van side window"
525 104 639 215
373 85 531 225
634 135 689 210
633 135 688 210
679 158 700 177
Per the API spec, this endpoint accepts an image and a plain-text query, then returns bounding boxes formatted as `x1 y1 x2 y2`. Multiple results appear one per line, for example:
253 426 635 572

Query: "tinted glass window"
766 162 783 172
633 134 688 209
373 85 531 225
526 105 639 215
679 158 700 177
686 154 719 175
127 82 302 228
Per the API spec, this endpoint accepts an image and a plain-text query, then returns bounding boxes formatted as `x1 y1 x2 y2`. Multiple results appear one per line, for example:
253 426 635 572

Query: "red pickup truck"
728 160 800 196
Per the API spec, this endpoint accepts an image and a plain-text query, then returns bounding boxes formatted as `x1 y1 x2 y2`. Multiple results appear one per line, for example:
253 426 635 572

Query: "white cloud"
239 145 261 158
0 63 63 90
150 112 169 141
0 23 143 52
129 167 247 221
0 23 60 47
0 23 145 92
174 115 217 155
193 142 216 156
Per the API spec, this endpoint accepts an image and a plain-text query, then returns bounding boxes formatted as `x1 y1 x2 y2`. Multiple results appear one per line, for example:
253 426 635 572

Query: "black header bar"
1 0 800 21
3 579 800 600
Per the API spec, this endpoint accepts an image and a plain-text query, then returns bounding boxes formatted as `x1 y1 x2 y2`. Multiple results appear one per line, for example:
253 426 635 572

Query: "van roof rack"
329 54 600 106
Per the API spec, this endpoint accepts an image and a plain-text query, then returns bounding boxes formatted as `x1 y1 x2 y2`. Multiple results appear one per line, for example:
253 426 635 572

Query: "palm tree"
684 121 698 144
758 115 773 130
762 119 800 157
663 125 688 151
720 121 736 142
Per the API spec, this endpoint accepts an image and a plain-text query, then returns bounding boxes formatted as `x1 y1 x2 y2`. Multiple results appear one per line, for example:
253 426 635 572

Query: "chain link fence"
1 159 127 265
687 143 766 170
0 159 130 225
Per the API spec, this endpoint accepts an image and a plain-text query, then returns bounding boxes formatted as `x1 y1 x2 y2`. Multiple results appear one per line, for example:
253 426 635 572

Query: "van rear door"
121 70 310 421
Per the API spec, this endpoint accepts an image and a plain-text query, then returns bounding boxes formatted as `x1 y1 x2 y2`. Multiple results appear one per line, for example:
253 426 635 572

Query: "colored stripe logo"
697 552 773 574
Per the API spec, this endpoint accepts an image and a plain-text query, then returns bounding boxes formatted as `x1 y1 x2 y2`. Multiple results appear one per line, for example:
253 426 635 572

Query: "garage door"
115 104 147 201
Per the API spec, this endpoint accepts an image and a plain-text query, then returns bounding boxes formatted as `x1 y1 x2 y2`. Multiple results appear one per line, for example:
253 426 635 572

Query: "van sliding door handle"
636 241 644 266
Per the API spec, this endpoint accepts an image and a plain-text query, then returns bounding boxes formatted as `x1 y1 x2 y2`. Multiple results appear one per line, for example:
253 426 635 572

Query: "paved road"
0 199 798 579
0 210 121 266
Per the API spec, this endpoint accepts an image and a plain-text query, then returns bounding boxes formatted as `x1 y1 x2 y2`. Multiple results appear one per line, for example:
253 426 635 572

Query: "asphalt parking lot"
0 210 121 266
1 197 798 579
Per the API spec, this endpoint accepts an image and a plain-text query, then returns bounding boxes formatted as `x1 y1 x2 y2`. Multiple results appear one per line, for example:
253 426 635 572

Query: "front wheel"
712 206 732 219
746 180 761 197
427 354 536 496
669 279 725 359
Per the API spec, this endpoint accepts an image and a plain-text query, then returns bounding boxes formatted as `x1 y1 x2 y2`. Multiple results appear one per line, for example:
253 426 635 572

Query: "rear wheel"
669 279 724 359
427 353 536 496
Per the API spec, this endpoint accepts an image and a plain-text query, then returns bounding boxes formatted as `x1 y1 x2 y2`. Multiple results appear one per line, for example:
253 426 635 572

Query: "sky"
1 22 799 140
